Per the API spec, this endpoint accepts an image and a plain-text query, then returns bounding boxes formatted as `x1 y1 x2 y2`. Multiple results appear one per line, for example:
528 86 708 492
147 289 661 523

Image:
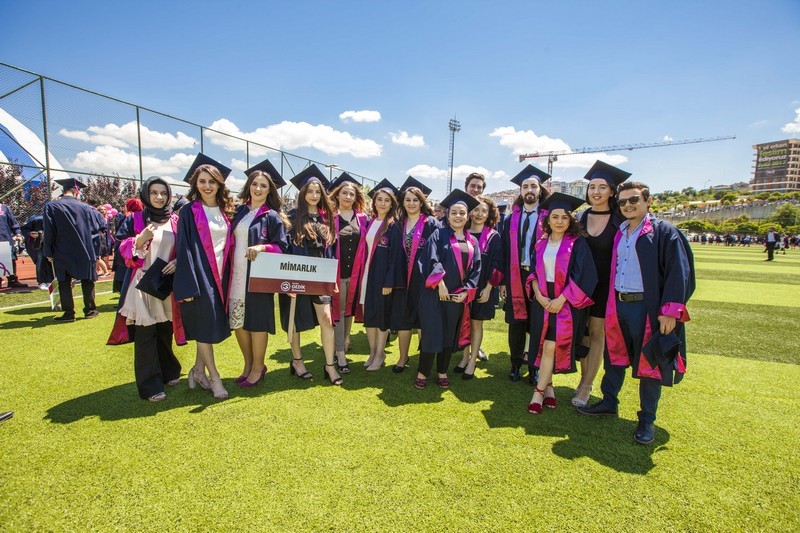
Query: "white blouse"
203 204 228 277
543 239 560 283
360 219 382 305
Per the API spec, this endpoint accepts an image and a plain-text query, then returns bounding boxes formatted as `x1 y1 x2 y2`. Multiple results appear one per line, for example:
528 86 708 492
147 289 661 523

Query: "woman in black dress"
573 161 630 407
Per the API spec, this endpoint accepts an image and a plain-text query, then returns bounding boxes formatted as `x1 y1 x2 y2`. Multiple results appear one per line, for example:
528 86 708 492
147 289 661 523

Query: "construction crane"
518 135 736 175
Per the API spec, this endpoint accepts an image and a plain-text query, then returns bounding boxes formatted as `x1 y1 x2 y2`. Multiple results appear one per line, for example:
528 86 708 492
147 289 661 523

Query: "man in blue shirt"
579 181 695 445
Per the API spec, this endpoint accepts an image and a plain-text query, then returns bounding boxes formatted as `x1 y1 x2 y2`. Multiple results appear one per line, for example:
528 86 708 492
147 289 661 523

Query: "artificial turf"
0 244 798 531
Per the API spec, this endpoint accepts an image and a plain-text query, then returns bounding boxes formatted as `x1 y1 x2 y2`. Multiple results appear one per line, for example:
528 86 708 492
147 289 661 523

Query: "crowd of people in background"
0 153 706 444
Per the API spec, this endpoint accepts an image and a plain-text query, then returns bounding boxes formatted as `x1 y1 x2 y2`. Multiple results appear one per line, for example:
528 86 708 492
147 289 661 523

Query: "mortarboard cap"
183 153 232 183
642 331 681 369
368 179 399 199
510 164 550 186
399 176 432 197
135 257 174 300
245 158 286 188
439 189 480 212
583 160 631 187
55 177 87 191
328 172 361 192
289 164 331 190
172 197 188 212
539 192 585 213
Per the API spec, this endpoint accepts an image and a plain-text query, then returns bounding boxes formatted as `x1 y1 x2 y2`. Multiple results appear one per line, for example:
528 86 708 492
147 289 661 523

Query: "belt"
520 265 531 273
617 291 644 302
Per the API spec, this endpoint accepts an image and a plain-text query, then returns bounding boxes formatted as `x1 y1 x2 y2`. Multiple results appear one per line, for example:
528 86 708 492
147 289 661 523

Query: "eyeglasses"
618 195 643 207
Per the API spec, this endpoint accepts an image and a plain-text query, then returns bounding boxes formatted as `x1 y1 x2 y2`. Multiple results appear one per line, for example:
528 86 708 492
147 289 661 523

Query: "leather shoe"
54 313 76 322
633 421 655 444
84 310 100 319
577 401 618 417
509 364 521 382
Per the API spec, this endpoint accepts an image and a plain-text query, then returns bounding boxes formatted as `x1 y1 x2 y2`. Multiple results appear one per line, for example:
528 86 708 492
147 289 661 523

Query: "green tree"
677 220 712 233
733 222 759 234
765 203 800 228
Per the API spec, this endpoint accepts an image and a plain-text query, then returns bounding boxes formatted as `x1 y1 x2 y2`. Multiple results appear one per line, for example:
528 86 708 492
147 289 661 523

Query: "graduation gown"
278 213 336 334
230 203 288 334
347 218 395 330
418 227 482 354
388 215 440 330
22 215 53 284
331 211 368 323
605 214 695 386
43 196 99 282
526 234 597 373
174 200 234 344
106 211 186 346
469 226 504 320
501 203 548 324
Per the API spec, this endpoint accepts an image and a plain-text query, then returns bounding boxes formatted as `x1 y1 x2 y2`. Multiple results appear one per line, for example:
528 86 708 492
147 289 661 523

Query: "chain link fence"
0 62 377 226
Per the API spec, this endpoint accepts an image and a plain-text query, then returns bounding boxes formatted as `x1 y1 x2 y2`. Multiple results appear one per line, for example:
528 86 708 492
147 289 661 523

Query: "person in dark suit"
765 227 777 261
43 178 100 321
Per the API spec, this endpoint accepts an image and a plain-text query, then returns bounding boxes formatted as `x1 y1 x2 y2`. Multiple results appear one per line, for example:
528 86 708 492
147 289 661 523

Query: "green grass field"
1 244 799 531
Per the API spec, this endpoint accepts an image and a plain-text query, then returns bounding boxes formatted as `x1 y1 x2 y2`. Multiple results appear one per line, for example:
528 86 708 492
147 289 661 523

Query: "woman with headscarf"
106 177 185 402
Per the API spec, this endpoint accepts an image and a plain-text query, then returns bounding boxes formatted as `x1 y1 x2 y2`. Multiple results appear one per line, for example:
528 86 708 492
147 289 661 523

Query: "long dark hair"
542 209 585 237
370 189 397 240
293 180 336 246
330 182 366 213
238 170 290 227
397 186 433 220
187 164 235 219
467 195 499 230
585 178 621 216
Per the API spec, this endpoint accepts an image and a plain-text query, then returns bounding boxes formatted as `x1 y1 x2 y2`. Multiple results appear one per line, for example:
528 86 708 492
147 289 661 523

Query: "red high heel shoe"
528 387 545 414
543 382 557 409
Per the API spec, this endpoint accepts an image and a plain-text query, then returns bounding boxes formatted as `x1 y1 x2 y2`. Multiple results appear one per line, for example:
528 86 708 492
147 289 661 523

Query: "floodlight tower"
447 117 461 193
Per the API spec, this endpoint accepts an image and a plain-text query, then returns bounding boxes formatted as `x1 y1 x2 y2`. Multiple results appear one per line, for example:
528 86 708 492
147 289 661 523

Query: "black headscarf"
140 176 172 224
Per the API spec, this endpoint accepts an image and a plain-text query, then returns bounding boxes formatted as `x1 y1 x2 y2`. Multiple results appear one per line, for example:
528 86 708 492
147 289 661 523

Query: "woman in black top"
573 161 629 407
328 175 368 373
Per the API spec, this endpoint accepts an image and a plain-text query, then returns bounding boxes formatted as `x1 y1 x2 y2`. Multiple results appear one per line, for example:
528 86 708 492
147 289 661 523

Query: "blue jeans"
599 299 662 423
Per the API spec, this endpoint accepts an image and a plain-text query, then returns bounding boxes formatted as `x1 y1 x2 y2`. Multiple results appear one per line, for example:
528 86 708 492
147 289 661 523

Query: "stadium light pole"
447 117 461 194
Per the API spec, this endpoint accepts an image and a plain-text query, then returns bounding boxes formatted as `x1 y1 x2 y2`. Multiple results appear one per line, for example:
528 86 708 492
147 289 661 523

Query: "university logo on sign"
248 253 337 295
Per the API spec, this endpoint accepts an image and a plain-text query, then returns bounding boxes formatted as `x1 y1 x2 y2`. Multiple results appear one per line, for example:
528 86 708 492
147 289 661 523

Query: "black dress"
581 211 621 319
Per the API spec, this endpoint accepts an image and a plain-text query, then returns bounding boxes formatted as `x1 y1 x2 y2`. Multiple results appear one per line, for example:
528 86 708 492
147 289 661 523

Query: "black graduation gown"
469 228 504 320
417 227 482 354
350 219 394 330
278 217 336 334
230 204 288 334
43 196 99 282
388 215 440 330
21 215 53 284
0 204 20 260
174 200 233 344
527 235 597 374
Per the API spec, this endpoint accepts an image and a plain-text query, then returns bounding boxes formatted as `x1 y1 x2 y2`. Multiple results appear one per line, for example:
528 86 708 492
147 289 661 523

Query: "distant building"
751 139 800 193
568 180 587 199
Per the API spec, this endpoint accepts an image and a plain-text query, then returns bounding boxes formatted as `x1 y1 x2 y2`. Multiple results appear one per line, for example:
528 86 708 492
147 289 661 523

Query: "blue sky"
2 0 799 199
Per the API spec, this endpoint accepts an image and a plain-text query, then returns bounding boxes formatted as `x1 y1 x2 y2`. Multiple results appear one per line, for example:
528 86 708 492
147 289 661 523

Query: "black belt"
617 291 644 302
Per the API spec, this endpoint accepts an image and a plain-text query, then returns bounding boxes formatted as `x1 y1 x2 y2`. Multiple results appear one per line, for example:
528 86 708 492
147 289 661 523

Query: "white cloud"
339 110 381 123
390 131 426 148
781 108 800 133
663 135 674 142
406 164 509 182
59 121 197 150
70 146 195 177
206 118 382 158
490 126 627 168
230 158 248 171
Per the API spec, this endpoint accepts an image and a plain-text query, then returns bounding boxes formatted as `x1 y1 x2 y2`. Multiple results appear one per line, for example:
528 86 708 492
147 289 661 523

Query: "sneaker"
38 283 49 290
84 310 100 319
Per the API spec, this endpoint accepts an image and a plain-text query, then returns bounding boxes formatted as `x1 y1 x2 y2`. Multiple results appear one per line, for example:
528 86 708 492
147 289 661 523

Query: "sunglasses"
618 195 643 207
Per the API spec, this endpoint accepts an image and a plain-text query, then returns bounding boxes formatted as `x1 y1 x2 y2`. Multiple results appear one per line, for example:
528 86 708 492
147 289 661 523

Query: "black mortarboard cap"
642 331 681 368
399 176 432 197
439 189 480 212
135 257 174 300
172 197 188 212
55 177 87 190
510 164 550 186
245 158 286 188
539 192 585 213
328 172 361 192
583 160 631 187
183 153 232 183
368 179 399 199
289 164 330 190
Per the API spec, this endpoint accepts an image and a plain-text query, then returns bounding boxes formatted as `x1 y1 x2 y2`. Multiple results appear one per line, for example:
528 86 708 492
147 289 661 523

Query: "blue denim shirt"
614 217 646 292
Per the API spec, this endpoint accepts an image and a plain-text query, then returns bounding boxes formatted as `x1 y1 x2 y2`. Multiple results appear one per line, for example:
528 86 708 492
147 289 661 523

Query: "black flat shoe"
577 401 619 417
633 421 655 444
509 365 521 382
462 372 474 380
453 365 466 374
391 365 406 374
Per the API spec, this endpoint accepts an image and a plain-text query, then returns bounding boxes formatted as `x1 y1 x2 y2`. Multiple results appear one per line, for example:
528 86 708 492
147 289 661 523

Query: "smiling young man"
578 181 695 445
